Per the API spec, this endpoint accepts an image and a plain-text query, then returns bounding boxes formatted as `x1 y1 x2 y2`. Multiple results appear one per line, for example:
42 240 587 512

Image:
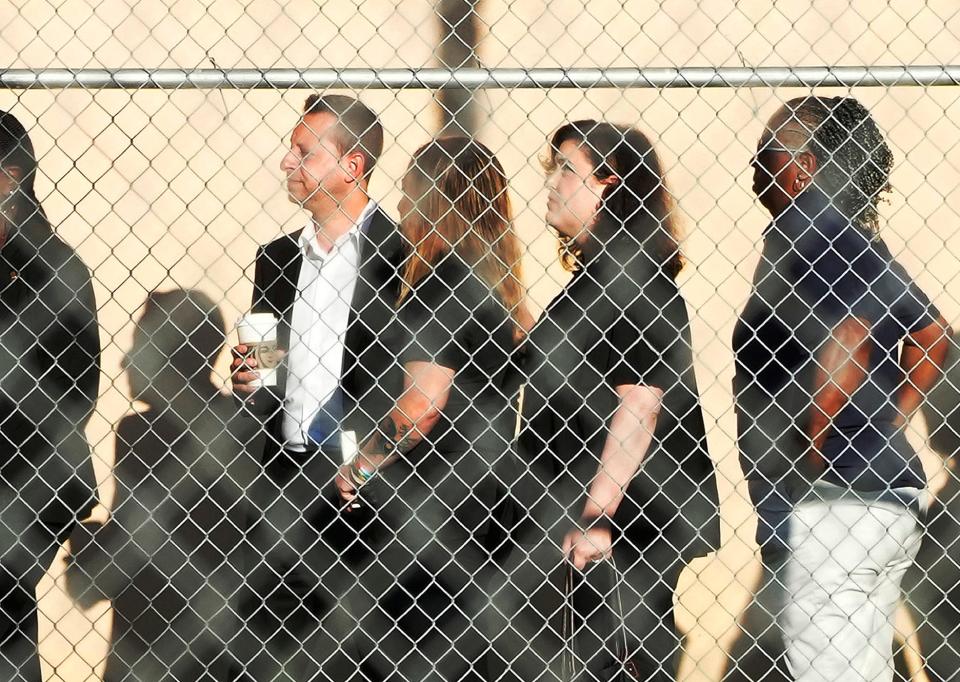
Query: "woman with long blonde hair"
333 136 531 681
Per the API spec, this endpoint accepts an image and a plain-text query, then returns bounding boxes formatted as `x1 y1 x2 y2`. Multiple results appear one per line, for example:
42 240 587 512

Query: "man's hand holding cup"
232 313 281 398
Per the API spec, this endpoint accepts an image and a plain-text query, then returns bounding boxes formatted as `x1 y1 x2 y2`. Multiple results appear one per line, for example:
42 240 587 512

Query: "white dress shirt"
280 199 378 452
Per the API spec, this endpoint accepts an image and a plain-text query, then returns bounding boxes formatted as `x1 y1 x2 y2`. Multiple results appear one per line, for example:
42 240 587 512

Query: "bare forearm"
581 386 662 520
897 346 933 422
808 317 872 453
897 316 952 424
357 361 453 471
809 383 858 455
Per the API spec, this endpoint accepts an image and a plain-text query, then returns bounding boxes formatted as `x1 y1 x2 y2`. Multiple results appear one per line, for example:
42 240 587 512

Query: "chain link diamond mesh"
0 1 958 680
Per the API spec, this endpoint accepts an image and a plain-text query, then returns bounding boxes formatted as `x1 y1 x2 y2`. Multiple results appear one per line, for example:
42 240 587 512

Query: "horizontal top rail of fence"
2 65 960 90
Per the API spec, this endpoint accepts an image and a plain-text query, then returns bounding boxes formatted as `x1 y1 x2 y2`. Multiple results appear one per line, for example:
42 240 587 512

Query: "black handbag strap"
560 556 632 682
607 557 631 660
561 563 577 682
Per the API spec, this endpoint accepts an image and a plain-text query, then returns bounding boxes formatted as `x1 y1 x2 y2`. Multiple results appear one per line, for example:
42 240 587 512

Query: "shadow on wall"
65 289 259 682
721 567 792 682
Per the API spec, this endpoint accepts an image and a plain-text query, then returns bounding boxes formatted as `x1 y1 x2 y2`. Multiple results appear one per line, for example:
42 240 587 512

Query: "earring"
793 177 808 193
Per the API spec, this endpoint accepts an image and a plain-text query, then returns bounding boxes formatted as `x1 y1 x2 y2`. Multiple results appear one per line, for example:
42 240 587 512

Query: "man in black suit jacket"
230 94 404 681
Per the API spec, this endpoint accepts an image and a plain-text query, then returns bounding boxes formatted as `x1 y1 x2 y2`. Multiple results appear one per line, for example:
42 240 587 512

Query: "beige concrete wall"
1 1 958 679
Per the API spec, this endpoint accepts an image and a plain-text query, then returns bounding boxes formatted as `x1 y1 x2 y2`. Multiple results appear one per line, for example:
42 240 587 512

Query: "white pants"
781 485 925 682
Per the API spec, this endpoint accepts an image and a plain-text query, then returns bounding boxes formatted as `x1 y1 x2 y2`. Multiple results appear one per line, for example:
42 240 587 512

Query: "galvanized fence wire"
1 2 960 681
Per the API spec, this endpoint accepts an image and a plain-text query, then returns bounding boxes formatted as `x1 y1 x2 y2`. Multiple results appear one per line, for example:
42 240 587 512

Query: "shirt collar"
762 187 831 238
298 199 378 262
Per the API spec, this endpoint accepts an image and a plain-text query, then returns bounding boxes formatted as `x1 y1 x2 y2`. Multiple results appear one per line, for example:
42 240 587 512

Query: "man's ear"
795 150 817 180
343 151 365 184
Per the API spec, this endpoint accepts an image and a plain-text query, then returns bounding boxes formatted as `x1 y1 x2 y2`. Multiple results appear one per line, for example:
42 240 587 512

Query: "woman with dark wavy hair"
734 96 952 681
0 110 100 680
332 136 531 681
490 120 720 682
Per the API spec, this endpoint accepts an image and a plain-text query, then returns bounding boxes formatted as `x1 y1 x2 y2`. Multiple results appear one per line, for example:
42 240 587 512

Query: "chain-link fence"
2 1 960 680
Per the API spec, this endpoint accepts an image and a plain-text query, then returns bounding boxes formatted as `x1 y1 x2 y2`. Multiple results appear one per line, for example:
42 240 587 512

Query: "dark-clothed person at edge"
733 96 952 682
0 110 100 682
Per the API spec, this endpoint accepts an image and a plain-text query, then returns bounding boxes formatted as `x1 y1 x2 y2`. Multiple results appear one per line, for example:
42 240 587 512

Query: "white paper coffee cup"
237 313 280 387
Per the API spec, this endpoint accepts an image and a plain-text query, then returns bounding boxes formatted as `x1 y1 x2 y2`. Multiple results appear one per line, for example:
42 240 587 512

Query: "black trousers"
0 583 43 682
0 484 85 680
233 448 503 682
0 525 76 682
346 468 500 682
232 448 375 682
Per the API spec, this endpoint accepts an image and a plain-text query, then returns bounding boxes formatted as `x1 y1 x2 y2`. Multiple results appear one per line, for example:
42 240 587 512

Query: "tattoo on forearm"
379 415 398 444
390 423 418 456
362 415 421 458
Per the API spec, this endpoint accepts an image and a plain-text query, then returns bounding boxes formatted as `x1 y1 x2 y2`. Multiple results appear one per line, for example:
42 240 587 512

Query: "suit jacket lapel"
348 210 398 330
269 213 400 388
342 208 403 433
258 230 303 393
261 212 400 439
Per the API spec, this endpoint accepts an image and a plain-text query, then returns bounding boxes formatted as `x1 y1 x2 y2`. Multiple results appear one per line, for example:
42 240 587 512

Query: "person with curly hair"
733 96 953 681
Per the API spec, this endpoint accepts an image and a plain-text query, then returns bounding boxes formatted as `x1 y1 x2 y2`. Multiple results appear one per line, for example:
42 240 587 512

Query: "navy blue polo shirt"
733 189 939 493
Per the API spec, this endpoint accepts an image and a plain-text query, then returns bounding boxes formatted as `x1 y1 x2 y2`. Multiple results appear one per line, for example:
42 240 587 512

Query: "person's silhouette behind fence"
67 289 256 682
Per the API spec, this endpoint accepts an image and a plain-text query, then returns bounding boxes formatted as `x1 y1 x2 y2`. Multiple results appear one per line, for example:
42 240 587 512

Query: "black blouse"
388 254 523 529
516 242 720 561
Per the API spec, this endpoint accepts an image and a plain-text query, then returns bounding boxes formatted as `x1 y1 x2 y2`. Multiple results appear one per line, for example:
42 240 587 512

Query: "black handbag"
560 558 641 682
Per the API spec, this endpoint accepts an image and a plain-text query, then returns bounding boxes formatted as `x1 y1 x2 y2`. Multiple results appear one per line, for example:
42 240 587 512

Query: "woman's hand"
562 526 613 571
335 463 359 507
